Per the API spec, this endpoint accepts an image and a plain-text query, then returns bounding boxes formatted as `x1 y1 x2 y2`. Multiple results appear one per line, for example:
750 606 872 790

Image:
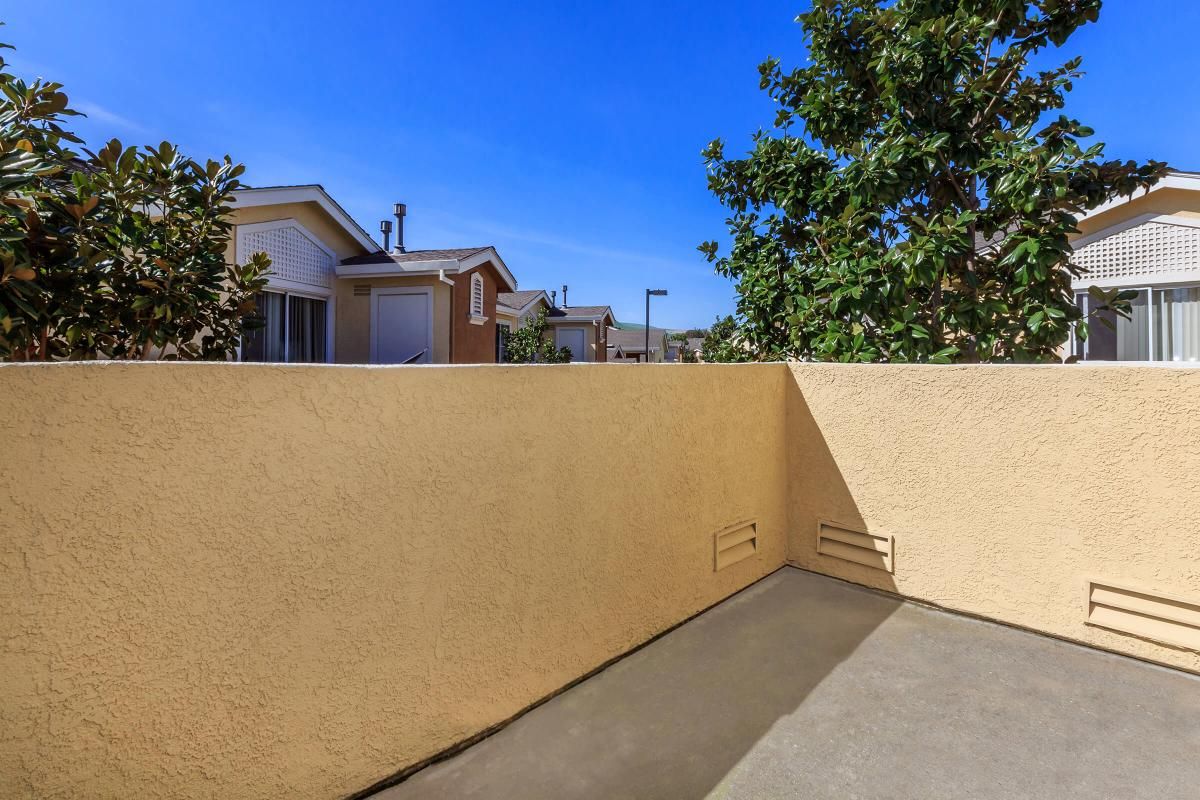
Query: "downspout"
440 269 456 363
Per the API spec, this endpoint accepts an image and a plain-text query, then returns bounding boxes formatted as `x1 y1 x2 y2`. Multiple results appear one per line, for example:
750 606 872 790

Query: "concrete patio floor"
373 567 1200 800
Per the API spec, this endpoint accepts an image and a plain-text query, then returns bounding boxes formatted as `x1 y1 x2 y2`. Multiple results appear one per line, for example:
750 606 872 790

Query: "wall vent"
353 284 372 296
714 521 757 571
817 520 894 573
1084 579 1200 652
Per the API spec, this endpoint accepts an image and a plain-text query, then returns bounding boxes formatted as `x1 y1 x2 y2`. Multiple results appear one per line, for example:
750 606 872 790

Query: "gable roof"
1080 171 1200 222
341 247 489 266
607 326 667 354
231 185 379 253
336 245 518 291
497 290 551 315
546 305 616 326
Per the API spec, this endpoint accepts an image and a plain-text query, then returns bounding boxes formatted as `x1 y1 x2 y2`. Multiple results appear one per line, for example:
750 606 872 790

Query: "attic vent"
353 285 371 296
1085 579 1200 652
714 521 757 571
817 520 894 573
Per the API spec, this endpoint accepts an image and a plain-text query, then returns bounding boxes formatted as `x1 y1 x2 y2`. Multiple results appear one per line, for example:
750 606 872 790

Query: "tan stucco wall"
0 362 788 800
5 361 1200 799
786 362 1200 674
334 277 451 364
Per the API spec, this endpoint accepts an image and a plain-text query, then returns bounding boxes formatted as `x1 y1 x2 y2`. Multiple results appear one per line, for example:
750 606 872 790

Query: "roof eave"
232 185 379 253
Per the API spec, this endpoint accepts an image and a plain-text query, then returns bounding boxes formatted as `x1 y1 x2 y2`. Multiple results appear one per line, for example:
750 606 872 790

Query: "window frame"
1072 282 1200 363
240 286 334 364
468 272 487 325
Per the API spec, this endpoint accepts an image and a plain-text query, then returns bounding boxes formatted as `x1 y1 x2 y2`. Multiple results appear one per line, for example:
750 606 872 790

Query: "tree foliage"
700 315 752 363
0 33 268 360
502 307 572 363
700 0 1167 363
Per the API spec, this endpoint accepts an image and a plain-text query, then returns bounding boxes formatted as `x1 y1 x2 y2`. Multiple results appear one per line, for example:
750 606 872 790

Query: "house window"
241 290 328 363
496 321 512 362
1074 285 1200 362
1154 286 1200 362
470 273 485 319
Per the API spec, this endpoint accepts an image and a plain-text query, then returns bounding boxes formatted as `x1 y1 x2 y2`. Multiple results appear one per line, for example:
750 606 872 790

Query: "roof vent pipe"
550 290 557 307
393 202 407 253
379 219 392 251
562 284 568 308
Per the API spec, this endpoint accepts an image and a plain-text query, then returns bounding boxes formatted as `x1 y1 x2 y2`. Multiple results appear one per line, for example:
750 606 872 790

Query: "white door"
371 288 432 364
556 327 587 362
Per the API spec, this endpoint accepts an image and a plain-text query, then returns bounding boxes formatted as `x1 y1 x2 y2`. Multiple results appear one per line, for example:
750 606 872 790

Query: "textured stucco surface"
0 362 787 800
787 362 1200 673
4 361 1200 800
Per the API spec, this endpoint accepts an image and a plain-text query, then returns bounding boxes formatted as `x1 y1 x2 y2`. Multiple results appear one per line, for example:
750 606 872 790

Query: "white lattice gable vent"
1073 217 1200 286
239 220 336 289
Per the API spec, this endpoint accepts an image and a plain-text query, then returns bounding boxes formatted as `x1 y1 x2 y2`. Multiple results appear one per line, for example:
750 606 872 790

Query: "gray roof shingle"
497 290 546 310
341 247 490 266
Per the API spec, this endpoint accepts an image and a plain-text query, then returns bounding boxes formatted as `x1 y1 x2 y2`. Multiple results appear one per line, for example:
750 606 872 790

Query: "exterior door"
556 327 587 362
371 288 432 364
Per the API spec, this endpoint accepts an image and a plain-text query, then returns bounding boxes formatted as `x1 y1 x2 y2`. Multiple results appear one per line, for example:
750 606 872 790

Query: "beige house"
230 186 517 364
1069 171 1200 362
607 326 669 363
496 290 616 362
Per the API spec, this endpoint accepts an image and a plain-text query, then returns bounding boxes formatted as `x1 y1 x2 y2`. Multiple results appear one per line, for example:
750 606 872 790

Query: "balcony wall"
2 361 1199 800
787 363 1200 674
0 362 789 800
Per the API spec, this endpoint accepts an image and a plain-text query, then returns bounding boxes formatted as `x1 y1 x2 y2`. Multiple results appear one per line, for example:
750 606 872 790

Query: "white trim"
234 218 336 364
336 246 518 292
1079 172 1200 222
1072 212 1200 250
241 287 334 364
459 248 517 292
1071 212 1200 291
554 325 590 363
236 218 339 291
337 261 459 278
469 272 485 319
546 307 617 327
502 290 551 317
231 186 379 252
369 286 434 365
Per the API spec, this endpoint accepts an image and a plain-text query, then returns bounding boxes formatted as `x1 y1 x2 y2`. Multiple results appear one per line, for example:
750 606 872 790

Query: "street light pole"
645 289 668 363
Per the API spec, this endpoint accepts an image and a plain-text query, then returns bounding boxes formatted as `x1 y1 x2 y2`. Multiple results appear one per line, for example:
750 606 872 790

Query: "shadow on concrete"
372 569 902 800
372 378 903 800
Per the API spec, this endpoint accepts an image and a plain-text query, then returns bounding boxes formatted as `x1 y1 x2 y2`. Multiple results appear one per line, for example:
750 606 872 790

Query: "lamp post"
645 289 667 363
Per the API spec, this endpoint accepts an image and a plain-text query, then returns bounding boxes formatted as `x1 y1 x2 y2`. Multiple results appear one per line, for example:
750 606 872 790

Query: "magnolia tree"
0 35 268 360
700 0 1167 363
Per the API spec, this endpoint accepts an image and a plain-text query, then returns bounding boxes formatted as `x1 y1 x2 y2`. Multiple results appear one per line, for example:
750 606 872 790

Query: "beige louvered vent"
1085 580 1200 651
353 285 372 296
817 520 894 573
714 521 757 571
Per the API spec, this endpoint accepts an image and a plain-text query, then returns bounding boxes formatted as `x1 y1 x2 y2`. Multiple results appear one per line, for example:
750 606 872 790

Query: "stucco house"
1069 171 1200 362
607 326 669 363
496 290 617 362
230 186 517 365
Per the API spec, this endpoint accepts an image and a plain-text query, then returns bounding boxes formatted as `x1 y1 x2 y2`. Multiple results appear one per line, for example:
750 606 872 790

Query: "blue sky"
5 1 1198 328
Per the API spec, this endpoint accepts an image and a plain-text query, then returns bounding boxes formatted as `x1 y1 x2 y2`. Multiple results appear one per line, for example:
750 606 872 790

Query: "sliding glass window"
1075 285 1200 362
1154 287 1200 362
241 290 328 363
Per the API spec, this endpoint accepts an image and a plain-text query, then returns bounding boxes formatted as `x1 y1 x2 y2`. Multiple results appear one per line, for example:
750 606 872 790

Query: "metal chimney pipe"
550 290 557 307
393 203 407 252
562 284 568 307
379 219 392 251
